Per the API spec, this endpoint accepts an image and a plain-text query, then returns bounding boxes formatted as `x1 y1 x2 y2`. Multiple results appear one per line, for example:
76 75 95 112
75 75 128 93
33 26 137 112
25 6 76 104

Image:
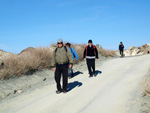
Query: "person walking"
51 39 73 94
83 40 98 77
119 42 124 57
66 42 79 79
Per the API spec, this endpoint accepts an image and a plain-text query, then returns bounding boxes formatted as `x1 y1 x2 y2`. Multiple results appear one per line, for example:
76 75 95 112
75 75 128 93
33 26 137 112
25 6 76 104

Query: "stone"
129 46 136 50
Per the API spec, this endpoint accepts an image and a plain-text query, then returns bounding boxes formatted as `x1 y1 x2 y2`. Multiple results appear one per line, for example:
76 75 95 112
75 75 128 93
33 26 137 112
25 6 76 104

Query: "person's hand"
52 68 55 71
84 58 86 60
69 64 72 68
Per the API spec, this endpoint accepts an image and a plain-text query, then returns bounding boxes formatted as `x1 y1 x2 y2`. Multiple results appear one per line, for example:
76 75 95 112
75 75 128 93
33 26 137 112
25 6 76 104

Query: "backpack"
55 46 67 53
86 45 96 56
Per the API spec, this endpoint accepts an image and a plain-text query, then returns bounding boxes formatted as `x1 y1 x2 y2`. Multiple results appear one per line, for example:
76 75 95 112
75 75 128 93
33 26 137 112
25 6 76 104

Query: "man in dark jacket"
119 42 124 57
51 39 73 94
83 40 98 77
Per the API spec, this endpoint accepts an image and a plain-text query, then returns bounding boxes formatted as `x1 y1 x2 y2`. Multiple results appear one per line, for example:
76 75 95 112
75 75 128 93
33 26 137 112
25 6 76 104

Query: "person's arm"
95 47 98 59
51 50 56 71
83 47 86 59
72 48 79 60
67 47 73 67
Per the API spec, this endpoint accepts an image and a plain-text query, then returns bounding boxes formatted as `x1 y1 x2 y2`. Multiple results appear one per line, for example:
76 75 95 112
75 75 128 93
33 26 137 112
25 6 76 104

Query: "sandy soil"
0 55 150 113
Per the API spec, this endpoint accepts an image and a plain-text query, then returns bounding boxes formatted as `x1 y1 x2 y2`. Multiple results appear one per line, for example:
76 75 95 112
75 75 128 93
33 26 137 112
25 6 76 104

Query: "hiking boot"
56 90 61 94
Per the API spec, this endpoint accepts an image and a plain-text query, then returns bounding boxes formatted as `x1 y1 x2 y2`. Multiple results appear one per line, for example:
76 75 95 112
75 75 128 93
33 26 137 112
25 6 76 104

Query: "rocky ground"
115 43 150 57
125 43 150 56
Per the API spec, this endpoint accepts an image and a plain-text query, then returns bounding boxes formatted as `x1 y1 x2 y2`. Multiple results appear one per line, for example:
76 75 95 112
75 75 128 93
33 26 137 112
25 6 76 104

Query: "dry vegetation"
0 44 116 80
98 48 116 57
0 47 52 80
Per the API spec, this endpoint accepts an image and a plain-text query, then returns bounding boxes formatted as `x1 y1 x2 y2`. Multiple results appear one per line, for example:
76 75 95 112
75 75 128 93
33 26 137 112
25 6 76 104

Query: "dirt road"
1 55 150 113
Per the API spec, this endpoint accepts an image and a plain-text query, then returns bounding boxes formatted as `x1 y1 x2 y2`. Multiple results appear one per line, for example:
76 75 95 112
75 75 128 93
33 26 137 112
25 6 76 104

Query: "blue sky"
0 0 150 54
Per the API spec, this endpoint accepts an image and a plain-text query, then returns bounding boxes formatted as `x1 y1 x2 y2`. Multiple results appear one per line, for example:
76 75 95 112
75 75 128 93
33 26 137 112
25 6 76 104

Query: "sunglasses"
57 42 63 44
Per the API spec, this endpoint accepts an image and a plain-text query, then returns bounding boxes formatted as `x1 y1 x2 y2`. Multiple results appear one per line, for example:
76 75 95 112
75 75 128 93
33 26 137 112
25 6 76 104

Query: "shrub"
0 47 52 80
98 48 116 57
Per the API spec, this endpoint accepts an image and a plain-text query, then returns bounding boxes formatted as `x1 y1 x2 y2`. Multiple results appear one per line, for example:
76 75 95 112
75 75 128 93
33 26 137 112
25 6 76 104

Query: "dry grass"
0 47 52 80
98 48 116 57
0 44 116 80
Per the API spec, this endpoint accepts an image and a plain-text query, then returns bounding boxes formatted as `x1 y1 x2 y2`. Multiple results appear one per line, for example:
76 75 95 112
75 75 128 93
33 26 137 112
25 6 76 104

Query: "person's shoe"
94 73 96 77
56 90 61 94
63 90 67 94
89 75 93 77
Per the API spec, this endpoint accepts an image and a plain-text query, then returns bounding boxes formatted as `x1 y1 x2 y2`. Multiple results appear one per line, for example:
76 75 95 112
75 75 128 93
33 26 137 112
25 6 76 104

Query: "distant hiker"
83 40 98 77
51 39 73 94
66 42 79 79
119 42 124 57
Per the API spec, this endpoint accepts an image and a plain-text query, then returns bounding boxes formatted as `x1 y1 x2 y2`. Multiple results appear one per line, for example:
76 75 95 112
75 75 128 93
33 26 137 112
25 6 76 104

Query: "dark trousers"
120 50 124 57
86 59 95 76
55 64 68 91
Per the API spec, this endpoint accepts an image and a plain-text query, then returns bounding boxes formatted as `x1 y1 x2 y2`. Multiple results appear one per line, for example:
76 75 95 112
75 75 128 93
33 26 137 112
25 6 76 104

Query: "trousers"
86 59 95 76
55 64 68 91
120 50 124 57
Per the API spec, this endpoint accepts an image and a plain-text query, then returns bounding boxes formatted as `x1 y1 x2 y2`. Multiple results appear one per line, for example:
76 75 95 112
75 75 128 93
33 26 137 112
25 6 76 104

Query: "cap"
57 38 63 43
88 40 93 43
66 42 71 47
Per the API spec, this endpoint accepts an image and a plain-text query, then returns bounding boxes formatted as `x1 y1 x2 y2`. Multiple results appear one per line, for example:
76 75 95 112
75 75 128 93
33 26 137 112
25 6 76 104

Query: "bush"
98 48 116 57
0 48 52 80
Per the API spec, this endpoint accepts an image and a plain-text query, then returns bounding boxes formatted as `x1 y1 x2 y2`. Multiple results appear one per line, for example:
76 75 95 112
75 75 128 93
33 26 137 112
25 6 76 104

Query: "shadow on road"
72 71 83 78
95 70 102 77
67 81 83 92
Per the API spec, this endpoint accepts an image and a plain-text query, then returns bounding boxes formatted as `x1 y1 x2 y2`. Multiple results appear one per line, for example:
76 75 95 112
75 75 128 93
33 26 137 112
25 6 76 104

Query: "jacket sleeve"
83 47 86 59
51 50 56 68
72 48 79 60
67 47 73 65
95 47 98 59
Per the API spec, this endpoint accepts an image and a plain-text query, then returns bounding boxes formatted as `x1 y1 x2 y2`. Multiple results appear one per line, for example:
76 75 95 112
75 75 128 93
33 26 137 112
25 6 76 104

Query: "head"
88 40 93 46
57 38 63 48
120 42 123 45
66 42 71 48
